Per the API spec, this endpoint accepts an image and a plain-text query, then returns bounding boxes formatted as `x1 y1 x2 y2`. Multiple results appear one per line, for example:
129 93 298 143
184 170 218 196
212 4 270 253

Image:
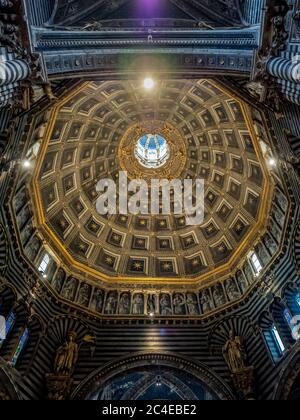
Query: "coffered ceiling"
31 79 272 286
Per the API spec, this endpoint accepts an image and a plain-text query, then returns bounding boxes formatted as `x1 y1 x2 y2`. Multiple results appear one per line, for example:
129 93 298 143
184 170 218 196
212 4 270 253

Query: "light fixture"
149 312 154 318
42 274 47 279
155 376 162 387
268 158 277 167
22 159 31 169
144 77 155 90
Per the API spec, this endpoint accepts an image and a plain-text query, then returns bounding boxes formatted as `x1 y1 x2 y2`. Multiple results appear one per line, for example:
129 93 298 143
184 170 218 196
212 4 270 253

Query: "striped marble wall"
240 0 264 24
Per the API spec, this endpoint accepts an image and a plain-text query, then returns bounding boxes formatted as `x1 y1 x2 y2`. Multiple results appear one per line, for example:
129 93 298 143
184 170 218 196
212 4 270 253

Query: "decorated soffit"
50 0 244 28
30 79 273 287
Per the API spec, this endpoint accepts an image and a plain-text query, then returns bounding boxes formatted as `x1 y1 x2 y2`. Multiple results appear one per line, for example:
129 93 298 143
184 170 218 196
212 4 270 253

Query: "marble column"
267 56 300 84
0 58 30 86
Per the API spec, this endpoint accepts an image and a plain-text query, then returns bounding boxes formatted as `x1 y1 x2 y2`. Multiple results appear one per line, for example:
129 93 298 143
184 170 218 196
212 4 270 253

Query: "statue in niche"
225 279 241 301
273 205 285 226
52 268 65 293
61 278 77 301
244 263 253 284
54 331 79 375
236 271 248 293
21 223 33 244
104 292 118 314
213 284 226 307
47 331 96 400
14 189 27 213
119 293 131 315
147 294 157 314
256 243 269 266
200 289 214 313
77 283 91 307
276 191 288 211
271 14 288 51
173 293 186 315
132 293 144 315
90 289 104 313
186 293 199 315
160 294 172 316
270 223 281 244
17 206 30 229
222 330 247 374
25 237 40 261
264 234 278 256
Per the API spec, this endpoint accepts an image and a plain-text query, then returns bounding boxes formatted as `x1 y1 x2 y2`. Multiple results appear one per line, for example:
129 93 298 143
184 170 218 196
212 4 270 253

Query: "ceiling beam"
170 0 243 26
52 0 131 26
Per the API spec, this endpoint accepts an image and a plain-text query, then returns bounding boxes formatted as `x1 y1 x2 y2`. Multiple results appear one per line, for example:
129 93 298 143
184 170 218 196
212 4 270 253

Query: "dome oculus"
135 134 170 168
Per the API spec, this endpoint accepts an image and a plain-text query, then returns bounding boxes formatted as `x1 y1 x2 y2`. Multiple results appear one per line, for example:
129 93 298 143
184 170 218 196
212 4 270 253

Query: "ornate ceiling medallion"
118 121 187 182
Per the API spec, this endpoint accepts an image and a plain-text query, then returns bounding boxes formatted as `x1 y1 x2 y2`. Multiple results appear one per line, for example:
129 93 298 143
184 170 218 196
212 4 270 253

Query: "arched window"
249 251 262 276
38 252 51 275
10 327 29 367
263 324 286 363
296 293 300 308
272 325 285 354
0 310 16 348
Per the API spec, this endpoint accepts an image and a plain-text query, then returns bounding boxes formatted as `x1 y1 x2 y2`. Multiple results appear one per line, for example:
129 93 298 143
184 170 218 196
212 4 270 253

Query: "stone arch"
71 351 235 401
273 346 300 400
0 361 23 400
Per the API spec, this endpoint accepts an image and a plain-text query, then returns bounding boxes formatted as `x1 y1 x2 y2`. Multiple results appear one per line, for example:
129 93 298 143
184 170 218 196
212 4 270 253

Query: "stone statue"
147 294 157 314
132 294 144 315
244 263 253 284
236 271 248 293
200 289 214 313
264 234 278 256
256 243 269 266
48 332 96 399
90 289 104 313
25 237 40 261
173 293 186 315
20 223 33 244
225 279 241 301
17 206 30 228
119 293 130 315
223 330 247 374
61 278 77 301
186 293 199 315
160 294 172 316
54 331 78 375
77 283 91 307
276 191 288 211
213 284 226 307
273 205 285 227
14 189 27 213
104 292 117 314
52 269 65 293
270 223 281 243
